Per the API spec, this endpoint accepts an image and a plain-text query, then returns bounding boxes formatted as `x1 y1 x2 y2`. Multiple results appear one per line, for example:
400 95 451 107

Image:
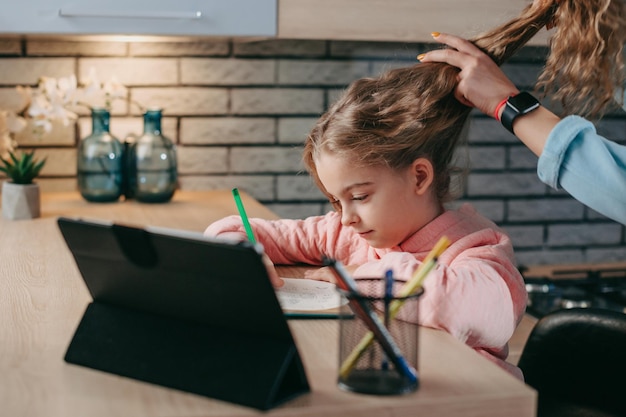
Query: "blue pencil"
382 269 394 371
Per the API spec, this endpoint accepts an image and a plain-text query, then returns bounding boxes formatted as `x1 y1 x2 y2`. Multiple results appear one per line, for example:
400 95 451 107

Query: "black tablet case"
57 217 310 411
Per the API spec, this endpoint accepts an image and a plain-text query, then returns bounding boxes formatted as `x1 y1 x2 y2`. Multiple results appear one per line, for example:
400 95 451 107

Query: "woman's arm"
537 115 626 224
420 32 626 225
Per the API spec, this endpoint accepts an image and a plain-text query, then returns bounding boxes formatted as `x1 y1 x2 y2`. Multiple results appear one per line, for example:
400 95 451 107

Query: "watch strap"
501 92 540 134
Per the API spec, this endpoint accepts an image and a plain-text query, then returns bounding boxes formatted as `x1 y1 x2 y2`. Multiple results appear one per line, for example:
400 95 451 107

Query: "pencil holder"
337 278 423 395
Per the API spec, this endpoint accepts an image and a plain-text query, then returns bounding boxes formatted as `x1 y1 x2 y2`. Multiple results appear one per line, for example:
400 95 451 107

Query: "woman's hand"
418 32 519 119
420 32 560 157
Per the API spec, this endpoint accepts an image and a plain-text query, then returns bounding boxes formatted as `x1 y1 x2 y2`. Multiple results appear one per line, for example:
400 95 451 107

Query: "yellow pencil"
338 236 451 378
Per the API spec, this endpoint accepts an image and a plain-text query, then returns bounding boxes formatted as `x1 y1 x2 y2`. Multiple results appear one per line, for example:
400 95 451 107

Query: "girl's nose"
340 208 358 226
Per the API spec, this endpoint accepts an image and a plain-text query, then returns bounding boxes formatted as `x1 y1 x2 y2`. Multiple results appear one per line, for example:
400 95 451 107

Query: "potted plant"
1 150 46 220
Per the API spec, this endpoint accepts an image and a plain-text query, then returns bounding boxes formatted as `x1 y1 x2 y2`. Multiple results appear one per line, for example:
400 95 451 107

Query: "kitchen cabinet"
278 0 550 45
0 0 549 44
0 0 276 37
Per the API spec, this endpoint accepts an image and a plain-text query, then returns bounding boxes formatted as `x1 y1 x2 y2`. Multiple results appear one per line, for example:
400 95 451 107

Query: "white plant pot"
1 181 41 220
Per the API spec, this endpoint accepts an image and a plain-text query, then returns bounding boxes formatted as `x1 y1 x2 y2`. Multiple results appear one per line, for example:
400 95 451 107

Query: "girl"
208 77 528 379
204 0 569 380
206 106 526 378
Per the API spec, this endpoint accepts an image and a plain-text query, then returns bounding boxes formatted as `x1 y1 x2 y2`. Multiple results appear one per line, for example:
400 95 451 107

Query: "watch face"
508 92 540 114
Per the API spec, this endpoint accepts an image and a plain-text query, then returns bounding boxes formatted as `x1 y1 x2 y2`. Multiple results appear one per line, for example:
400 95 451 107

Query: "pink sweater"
205 204 527 380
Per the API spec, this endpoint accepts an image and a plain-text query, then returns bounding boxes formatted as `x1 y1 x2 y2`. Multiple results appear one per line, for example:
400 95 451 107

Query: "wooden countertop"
0 191 536 417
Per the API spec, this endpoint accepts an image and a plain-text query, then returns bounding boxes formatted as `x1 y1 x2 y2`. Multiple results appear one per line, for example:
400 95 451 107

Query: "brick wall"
1 36 624 266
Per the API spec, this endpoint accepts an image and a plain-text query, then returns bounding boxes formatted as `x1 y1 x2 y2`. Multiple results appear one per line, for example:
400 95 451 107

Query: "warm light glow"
79 35 172 43
26 34 221 43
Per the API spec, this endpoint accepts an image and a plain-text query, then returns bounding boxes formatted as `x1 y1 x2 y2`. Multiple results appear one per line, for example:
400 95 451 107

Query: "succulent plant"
0 150 46 185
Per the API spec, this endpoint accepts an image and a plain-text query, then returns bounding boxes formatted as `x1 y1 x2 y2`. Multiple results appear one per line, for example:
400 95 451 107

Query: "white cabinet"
0 0 276 36
0 0 549 44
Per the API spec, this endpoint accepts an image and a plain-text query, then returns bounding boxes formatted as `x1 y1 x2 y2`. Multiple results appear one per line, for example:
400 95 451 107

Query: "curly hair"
537 0 626 118
304 0 626 204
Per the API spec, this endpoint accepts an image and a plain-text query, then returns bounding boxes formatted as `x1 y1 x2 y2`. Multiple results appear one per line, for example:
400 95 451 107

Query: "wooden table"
0 191 537 417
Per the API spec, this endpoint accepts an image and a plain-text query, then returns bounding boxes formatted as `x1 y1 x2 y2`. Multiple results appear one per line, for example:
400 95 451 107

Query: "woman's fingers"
418 41 478 108
418 32 486 70
418 46 467 69
418 32 519 117
453 90 475 108
430 32 484 57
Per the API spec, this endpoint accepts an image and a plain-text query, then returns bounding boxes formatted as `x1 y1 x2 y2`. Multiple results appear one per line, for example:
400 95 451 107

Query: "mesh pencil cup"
337 278 423 395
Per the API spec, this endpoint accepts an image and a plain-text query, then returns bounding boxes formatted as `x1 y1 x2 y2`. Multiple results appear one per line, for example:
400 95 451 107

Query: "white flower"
4 111 27 134
57 74 79 104
78 68 127 110
102 76 127 109
2 70 134 157
0 133 15 159
0 86 29 157
27 75 80 131
0 111 22 159
15 86 32 114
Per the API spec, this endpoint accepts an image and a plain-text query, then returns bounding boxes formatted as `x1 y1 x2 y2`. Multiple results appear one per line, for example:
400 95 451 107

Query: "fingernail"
431 32 440 38
417 53 426 61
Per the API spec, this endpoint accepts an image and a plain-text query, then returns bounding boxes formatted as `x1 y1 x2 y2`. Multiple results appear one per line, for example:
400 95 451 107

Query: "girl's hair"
304 0 626 203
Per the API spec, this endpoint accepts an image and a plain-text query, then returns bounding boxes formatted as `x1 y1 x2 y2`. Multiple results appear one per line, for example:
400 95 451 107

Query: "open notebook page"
275 278 348 318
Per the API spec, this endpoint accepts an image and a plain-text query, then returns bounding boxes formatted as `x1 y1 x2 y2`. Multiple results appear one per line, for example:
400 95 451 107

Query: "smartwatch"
500 92 540 134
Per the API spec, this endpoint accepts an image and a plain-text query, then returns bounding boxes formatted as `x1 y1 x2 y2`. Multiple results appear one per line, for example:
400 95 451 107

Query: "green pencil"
232 188 257 244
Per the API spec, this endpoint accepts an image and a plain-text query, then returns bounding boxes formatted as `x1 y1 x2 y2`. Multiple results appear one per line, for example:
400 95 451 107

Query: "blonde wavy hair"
304 0 626 204
478 0 626 118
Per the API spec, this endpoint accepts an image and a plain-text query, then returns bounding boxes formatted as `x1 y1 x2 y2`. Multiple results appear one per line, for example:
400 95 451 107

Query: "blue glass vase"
127 109 177 203
77 108 124 202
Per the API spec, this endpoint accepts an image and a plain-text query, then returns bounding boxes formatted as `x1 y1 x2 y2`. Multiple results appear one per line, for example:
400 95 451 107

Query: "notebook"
57 216 310 411
277 277 348 318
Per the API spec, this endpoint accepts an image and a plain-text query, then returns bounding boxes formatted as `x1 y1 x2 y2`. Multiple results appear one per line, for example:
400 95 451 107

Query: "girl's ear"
411 158 435 195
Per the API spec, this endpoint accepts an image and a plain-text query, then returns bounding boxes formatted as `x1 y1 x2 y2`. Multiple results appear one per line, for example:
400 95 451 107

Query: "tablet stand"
65 301 310 410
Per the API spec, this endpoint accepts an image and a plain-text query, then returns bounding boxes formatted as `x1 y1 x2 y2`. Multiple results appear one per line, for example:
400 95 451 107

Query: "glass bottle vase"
127 109 177 203
77 108 124 202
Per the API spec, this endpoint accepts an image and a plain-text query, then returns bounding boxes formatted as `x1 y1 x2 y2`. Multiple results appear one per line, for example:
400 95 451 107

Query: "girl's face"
315 152 441 248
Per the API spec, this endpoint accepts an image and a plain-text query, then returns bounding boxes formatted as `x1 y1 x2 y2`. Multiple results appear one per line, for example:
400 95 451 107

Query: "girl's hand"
262 253 284 288
418 32 519 119
213 231 248 242
304 264 359 283
304 266 335 283
204 224 284 287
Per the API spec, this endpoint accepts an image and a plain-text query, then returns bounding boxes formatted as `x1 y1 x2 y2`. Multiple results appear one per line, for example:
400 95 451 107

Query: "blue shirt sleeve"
537 115 626 225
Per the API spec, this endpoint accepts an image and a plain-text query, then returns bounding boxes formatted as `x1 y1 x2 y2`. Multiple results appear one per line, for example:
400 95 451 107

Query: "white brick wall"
0 58 74 84
0 36 624 265
180 118 275 145
181 58 275 84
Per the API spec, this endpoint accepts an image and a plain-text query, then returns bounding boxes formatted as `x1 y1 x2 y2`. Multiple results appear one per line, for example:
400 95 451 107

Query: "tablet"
57 216 309 410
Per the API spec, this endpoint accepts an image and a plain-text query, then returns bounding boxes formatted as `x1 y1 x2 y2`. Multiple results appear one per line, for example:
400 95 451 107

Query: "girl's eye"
352 195 368 201
330 199 342 211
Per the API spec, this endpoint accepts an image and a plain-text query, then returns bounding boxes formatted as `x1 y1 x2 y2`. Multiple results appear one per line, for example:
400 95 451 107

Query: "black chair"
517 308 626 417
